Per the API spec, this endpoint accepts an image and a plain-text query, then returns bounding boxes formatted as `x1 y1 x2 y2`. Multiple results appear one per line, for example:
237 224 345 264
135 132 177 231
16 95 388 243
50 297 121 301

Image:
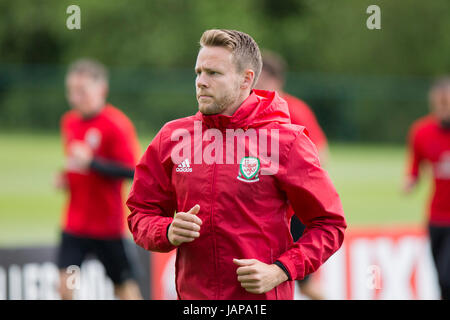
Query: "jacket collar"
195 90 290 130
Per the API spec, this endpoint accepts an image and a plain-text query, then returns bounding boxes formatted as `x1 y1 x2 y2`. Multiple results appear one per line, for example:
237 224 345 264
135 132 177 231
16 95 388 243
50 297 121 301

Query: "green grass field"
0 132 431 247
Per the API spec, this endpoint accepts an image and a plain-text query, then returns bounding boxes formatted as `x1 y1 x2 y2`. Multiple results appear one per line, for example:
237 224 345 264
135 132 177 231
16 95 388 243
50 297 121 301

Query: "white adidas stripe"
176 159 192 172
178 159 190 168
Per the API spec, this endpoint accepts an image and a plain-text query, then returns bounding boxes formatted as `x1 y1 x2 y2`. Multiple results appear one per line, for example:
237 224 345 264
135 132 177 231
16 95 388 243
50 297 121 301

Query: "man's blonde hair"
430 76 450 92
199 29 262 87
67 58 108 83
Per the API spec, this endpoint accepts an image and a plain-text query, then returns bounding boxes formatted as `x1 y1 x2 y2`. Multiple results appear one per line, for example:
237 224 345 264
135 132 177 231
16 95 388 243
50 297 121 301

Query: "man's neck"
220 91 251 116
80 105 105 120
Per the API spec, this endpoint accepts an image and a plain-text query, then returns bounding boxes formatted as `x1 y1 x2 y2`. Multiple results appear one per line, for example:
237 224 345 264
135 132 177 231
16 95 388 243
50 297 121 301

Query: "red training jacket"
127 90 346 299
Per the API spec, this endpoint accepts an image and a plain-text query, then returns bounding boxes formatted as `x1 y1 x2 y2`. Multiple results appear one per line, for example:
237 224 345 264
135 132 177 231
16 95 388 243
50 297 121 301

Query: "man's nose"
196 73 209 88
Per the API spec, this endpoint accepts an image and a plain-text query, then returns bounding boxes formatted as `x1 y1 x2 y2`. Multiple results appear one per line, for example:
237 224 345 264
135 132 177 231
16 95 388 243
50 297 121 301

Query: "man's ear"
240 69 255 90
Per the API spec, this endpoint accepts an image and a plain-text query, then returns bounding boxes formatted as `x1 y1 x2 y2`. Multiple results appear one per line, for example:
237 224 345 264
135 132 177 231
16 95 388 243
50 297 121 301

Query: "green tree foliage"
0 0 449 142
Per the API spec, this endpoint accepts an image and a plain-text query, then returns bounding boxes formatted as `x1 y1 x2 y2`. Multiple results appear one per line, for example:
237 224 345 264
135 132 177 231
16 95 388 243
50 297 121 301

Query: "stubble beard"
198 85 240 116
198 98 224 115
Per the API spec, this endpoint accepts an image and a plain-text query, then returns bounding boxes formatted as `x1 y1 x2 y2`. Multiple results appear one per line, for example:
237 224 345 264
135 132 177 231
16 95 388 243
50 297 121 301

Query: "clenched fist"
168 204 202 246
233 258 288 294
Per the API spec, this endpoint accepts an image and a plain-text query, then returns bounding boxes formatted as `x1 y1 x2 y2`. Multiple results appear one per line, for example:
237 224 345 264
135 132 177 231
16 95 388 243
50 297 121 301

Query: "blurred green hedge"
0 64 431 143
0 0 448 142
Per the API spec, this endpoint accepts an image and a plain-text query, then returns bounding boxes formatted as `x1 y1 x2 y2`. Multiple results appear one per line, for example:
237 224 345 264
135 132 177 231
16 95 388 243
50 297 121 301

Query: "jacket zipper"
210 161 219 299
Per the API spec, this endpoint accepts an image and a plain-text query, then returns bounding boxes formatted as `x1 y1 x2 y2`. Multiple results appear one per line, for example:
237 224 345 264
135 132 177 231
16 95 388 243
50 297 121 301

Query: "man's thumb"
233 258 255 266
188 204 200 215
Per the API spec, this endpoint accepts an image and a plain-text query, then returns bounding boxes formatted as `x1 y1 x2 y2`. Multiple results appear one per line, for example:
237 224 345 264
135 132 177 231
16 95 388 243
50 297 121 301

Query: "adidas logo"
176 159 192 172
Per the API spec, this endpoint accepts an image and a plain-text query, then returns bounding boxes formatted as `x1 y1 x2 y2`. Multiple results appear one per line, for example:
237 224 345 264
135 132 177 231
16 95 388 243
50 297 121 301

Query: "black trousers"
429 224 450 300
57 231 136 285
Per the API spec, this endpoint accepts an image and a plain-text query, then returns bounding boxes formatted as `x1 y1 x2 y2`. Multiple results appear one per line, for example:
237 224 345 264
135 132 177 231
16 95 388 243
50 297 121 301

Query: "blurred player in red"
404 77 450 300
55 59 142 300
255 50 328 300
255 50 329 164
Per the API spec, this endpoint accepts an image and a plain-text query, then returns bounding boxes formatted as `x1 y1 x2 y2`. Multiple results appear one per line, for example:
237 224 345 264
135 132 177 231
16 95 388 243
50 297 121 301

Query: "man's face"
195 46 242 115
430 86 450 125
66 72 107 117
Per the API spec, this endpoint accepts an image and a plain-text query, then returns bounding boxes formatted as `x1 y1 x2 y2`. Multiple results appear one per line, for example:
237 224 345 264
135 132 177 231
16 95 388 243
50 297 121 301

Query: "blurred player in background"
255 50 328 300
404 77 450 300
255 50 329 164
55 59 142 300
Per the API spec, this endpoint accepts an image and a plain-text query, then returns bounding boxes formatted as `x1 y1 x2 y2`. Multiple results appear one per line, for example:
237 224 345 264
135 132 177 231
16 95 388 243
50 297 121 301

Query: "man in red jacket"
127 29 346 300
404 77 450 300
56 59 142 300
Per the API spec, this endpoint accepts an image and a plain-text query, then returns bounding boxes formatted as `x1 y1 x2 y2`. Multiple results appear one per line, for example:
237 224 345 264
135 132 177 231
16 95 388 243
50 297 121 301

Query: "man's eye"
195 70 218 76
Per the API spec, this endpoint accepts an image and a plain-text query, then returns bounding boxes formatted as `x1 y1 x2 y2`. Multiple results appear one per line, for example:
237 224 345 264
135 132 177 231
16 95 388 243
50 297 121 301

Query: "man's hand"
168 204 202 246
233 258 288 294
402 176 418 194
53 171 68 190
68 141 93 171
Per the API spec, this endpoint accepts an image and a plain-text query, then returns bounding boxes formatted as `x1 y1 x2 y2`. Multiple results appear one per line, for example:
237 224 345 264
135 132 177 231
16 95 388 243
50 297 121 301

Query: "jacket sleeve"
276 130 346 280
126 129 177 252
107 118 141 168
